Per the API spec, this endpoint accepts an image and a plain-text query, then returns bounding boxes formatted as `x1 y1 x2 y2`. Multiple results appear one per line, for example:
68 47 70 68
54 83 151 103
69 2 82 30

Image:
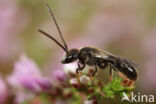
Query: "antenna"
38 29 67 52
46 4 68 51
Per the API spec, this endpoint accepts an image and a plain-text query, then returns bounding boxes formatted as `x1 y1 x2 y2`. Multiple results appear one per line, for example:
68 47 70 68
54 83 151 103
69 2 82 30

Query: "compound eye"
61 55 75 64
67 55 73 60
61 55 67 63
61 49 78 64
66 55 75 62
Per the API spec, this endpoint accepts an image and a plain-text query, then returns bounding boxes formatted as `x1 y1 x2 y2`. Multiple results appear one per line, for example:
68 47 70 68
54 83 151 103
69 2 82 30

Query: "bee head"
61 49 79 64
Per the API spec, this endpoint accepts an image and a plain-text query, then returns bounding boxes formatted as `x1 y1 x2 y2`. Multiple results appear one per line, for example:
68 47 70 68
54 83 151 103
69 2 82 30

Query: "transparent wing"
94 49 138 68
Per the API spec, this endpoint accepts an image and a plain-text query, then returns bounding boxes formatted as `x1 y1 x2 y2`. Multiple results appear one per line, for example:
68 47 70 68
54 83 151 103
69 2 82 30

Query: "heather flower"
63 63 77 74
69 77 83 89
19 76 52 92
79 75 90 84
0 75 8 104
52 69 67 83
84 98 97 104
14 91 35 104
0 0 28 60
63 62 95 76
69 75 90 88
5 54 135 103
141 32 156 91
7 54 52 92
55 100 68 104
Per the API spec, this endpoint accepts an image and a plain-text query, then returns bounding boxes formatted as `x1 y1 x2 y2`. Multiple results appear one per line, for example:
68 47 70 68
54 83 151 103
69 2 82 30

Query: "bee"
38 4 138 86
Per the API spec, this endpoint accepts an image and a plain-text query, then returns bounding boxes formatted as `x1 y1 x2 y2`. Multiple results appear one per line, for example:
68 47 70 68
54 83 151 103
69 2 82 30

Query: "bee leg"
117 71 126 79
76 61 85 84
122 79 134 87
118 72 134 87
76 67 81 84
92 65 98 77
109 67 113 82
88 65 97 85
122 79 128 86
108 64 117 82
116 71 129 86
129 80 134 86
76 61 85 74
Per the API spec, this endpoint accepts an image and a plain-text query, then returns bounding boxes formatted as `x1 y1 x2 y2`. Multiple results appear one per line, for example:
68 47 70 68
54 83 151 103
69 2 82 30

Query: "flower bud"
0 76 8 104
35 77 52 91
79 75 90 84
84 98 97 104
15 92 35 104
69 78 80 88
7 54 52 92
52 70 67 83
64 63 77 75
19 76 52 92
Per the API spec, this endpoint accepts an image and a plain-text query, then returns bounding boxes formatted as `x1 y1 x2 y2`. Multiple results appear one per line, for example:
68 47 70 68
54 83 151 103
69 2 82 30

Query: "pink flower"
79 75 90 84
63 63 77 74
69 78 80 88
0 75 8 104
55 100 68 104
0 0 28 60
141 31 156 91
14 91 35 104
7 54 53 92
52 70 67 83
84 98 97 104
19 76 52 92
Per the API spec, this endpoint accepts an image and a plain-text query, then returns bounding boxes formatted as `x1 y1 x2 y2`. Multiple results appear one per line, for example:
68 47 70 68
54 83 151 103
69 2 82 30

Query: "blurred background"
0 0 156 103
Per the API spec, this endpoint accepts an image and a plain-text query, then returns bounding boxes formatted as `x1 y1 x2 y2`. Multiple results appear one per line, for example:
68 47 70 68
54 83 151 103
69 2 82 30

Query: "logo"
121 92 154 103
121 92 131 102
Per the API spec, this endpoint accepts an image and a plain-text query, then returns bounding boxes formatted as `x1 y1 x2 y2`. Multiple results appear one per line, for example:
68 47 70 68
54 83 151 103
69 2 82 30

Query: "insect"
38 4 138 86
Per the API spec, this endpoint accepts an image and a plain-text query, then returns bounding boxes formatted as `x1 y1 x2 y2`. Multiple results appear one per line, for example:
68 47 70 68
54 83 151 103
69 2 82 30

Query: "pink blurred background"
0 0 156 103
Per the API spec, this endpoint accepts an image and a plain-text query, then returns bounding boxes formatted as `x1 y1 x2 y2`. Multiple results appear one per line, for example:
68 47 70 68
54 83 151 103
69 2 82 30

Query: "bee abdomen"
106 56 137 81
116 63 137 81
121 66 137 81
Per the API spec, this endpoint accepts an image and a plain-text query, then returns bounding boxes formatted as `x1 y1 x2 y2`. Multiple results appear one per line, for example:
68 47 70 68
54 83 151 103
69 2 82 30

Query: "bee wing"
94 49 138 81
94 49 115 59
94 49 138 68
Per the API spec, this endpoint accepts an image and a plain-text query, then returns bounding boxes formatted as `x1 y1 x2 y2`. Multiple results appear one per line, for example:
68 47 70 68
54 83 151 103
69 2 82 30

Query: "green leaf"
102 78 135 98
